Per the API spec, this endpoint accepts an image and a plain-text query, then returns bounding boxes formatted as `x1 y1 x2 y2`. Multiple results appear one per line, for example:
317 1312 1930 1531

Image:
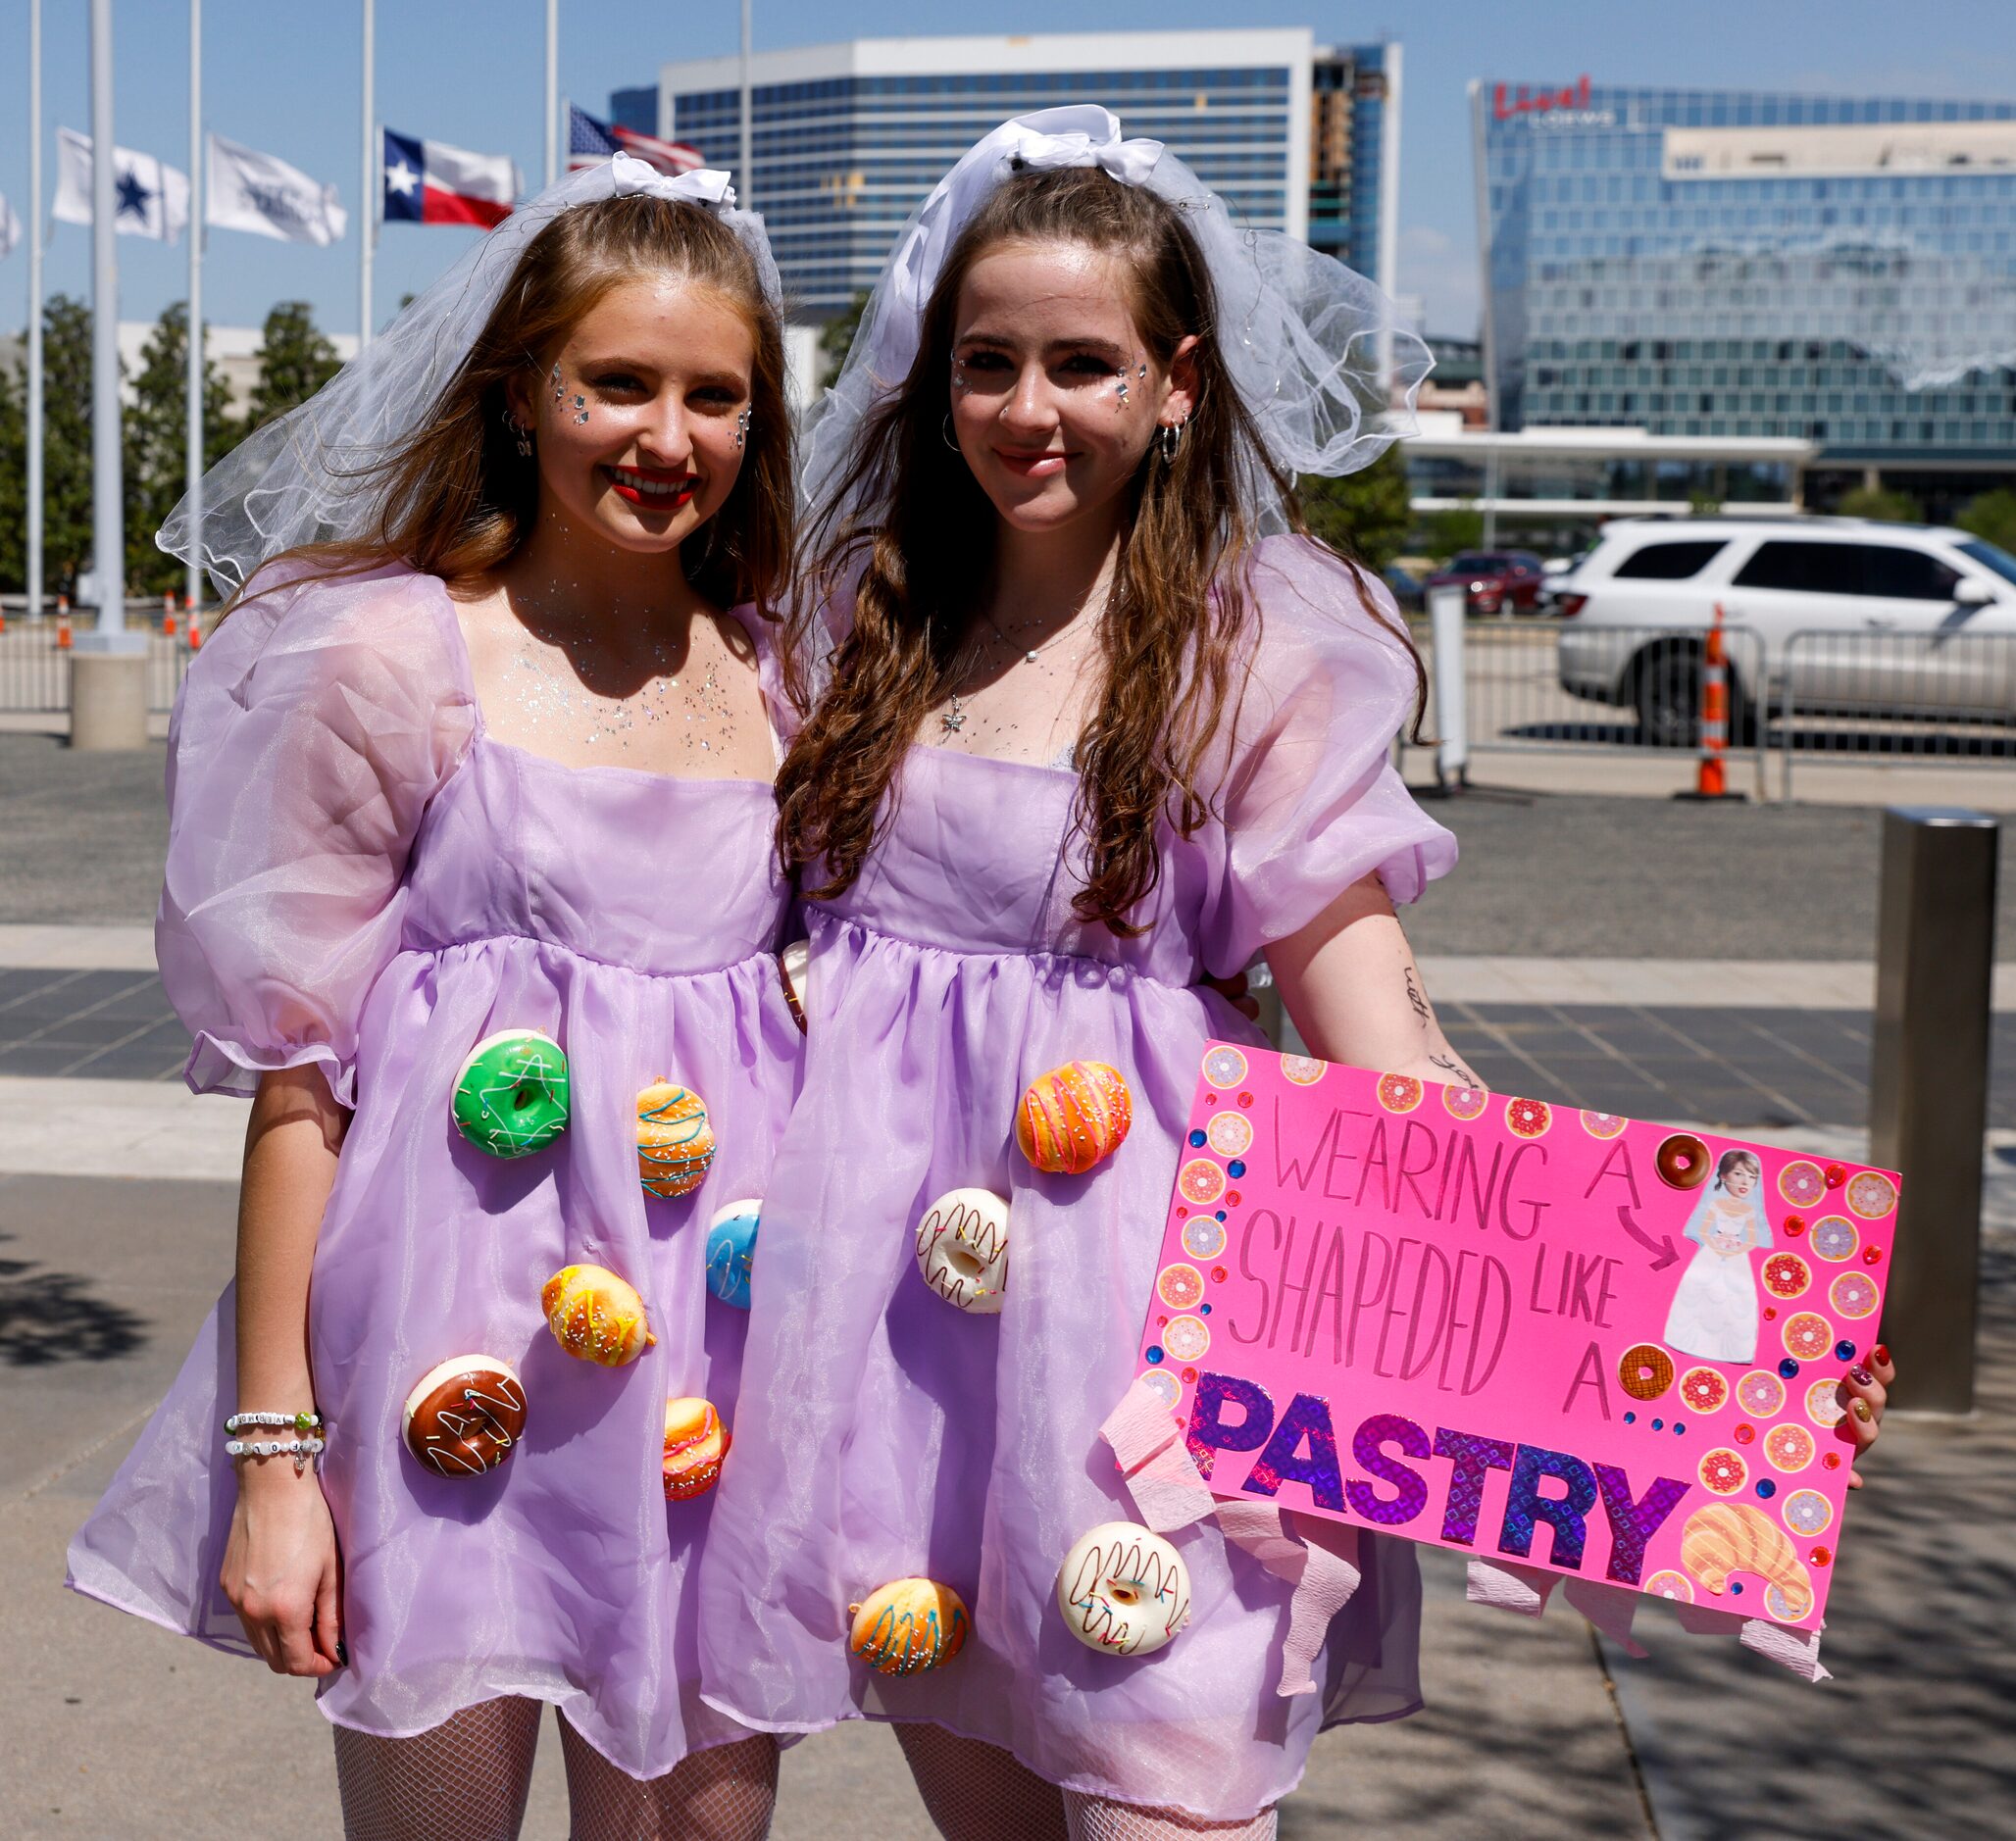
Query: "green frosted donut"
453 1029 571 1158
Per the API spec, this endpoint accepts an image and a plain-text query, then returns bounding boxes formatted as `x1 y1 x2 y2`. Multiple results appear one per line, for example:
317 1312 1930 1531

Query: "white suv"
1553 518 2016 744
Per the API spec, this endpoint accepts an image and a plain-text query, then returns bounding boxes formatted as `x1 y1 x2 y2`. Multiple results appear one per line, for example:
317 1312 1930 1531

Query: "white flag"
0 193 21 259
53 127 190 242
207 133 347 246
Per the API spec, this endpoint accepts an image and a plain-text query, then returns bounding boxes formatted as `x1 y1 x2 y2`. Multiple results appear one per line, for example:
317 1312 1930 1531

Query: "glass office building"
1476 79 2016 505
631 32 1395 319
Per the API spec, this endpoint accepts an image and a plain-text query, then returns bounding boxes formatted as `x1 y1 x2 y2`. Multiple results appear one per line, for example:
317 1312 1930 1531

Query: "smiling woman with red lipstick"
67 160 803 1839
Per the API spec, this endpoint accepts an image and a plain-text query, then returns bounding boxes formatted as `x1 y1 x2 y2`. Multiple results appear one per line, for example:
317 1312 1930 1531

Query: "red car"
1423 549 1546 615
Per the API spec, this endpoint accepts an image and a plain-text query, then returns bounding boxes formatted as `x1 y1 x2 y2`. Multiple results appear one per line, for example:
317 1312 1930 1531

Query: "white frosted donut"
914 1188 1009 1314
1056 1521 1192 1657
779 938 813 1031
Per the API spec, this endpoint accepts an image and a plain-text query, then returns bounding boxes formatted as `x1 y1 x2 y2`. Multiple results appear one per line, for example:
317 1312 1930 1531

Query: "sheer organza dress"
697 537 1459 1820
68 562 803 1778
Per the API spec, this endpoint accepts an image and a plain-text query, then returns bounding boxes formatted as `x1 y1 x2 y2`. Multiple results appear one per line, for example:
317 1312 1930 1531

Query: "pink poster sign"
1133 1044 1901 1632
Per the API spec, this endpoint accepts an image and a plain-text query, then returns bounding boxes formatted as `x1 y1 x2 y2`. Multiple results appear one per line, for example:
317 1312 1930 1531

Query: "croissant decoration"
1680 1502 1813 1619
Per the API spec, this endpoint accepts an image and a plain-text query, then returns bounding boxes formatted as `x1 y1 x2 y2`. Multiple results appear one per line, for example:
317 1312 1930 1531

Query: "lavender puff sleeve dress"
696 537 1459 1819
66 563 804 1777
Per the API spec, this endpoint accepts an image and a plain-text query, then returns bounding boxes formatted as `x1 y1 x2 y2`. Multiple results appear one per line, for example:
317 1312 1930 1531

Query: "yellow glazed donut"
661 1397 731 1500
1015 1060 1132 1175
846 1577 971 1675
540 1263 657 1367
1055 1521 1193 1657
636 1081 717 1200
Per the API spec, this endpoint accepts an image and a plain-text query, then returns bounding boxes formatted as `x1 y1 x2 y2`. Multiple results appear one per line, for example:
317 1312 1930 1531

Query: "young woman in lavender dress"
701 112 1898 1838
67 160 801 1839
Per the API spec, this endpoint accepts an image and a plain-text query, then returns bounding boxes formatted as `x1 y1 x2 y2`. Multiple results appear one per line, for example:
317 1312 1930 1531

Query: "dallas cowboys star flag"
53 127 190 242
208 133 348 246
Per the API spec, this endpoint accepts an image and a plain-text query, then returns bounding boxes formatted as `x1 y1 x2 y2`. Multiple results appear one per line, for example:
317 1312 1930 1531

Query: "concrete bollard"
1868 807 1999 1415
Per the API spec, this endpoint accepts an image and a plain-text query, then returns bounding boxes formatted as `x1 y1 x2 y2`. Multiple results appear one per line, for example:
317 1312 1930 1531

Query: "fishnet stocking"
560 1720 780 1841
894 1723 1071 1840
1062 1793 1277 1841
333 1696 541 1841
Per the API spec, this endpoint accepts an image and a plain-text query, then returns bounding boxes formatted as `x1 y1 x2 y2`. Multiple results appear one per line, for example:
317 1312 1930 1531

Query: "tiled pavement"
8 962 2015 1130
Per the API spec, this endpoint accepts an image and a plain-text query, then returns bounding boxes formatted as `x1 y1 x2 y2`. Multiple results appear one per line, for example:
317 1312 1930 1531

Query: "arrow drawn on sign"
1616 1205 1683 1271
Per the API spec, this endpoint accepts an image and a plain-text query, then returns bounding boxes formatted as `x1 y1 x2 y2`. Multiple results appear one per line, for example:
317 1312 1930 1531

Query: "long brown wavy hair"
776 166 1420 935
229 192 793 619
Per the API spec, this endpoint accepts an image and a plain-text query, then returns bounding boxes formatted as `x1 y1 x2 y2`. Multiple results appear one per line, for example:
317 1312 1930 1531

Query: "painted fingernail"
1850 1398 1875 1422
1873 1345 1890 1367
1849 1365 1874 1386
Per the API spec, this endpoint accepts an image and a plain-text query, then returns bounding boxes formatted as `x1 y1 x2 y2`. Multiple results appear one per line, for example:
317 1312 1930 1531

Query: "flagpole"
25 0 43 620
738 0 752 210
543 0 558 188
86 0 126 643
359 0 374 347
185 0 203 612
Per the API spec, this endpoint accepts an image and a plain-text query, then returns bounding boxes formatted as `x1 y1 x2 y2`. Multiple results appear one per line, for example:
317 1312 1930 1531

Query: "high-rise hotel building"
614 31 1399 320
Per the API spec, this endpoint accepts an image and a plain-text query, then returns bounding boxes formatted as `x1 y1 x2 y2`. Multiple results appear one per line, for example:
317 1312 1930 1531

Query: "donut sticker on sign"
1180 1216 1227 1261
1782 1312 1833 1362
1161 1316 1210 1364
1783 1489 1834 1538
1737 1369 1786 1418
1656 1132 1711 1190
1178 1160 1227 1208
1280 1053 1326 1086
1679 1367 1729 1414
1202 1046 1248 1090
1765 1423 1816 1473
1644 1570 1694 1603
1761 1253 1812 1300
1442 1084 1489 1121
1845 1171 1897 1219
1377 1073 1424 1115
1580 1111 1628 1140
1505 1097 1551 1139
1809 1217 1857 1263
1206 1112 1254 1158
1829 1270 1879 1319
1805 1379 1847 1427
1618 1343 1674 1401
1698 1448 1747 1495
1155 1264 1205 1312
1137 1368 1183 1411
1778 1161 1827 1209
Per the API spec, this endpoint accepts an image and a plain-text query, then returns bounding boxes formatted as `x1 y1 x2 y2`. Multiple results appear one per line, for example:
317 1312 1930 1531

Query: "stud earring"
734 408 752 450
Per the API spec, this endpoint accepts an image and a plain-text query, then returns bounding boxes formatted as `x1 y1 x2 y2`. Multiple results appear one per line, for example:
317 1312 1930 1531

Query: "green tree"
36 294 97 600
123 302 240 597
1837 484 1921 523
244 300 341 433
818 290 870 383
1417 503 1484 563
1298 446 1413 572
1956 487 2016 557
0 360 25 592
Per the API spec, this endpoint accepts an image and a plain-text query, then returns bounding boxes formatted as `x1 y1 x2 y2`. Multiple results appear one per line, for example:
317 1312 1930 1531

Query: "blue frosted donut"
705 1198 761 1310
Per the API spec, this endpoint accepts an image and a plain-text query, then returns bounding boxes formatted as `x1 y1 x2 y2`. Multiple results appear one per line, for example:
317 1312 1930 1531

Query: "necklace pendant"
1024 649 1039 664
940 708 966 733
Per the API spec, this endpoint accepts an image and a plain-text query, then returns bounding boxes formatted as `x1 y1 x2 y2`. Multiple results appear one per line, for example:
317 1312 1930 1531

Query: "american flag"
568 105 705 177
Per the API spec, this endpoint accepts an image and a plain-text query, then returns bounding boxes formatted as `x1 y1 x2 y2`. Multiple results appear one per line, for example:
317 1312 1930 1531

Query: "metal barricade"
1777 627 2016 800
0 627 189 718
1422 610 1770 795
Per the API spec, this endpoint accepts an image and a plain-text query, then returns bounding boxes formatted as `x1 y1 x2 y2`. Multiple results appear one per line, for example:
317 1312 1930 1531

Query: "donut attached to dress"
402 1355 528 1478
662 1398 731 1500
541 1264 656 1367
847 1578 970 1675
778 938 812 1034
452 1029 570 1159
636 1081 717 1199
914 1188 1010 1314
1016 1061 1132 1175
705 1199 761 1311
1055 1522 1193 1658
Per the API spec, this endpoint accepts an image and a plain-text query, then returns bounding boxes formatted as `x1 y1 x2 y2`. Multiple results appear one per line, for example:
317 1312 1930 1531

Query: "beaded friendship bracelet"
226 1435 327 1466
225 1411 323 1436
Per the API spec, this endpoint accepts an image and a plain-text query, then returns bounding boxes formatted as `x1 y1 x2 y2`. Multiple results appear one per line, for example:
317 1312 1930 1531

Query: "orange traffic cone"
56 595 72 651
1676 602 1744 802
187 608 203 651
163 592 177 639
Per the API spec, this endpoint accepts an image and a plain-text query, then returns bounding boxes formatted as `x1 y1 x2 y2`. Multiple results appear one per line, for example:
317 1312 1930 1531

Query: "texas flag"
382 127 519 227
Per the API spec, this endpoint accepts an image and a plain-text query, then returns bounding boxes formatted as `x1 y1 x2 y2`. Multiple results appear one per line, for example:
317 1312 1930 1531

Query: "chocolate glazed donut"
402 1356 528 1477
1656 1131 1712 1190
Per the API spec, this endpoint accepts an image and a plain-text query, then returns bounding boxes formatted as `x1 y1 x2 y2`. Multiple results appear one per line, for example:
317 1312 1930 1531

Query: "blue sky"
1 0 2010 343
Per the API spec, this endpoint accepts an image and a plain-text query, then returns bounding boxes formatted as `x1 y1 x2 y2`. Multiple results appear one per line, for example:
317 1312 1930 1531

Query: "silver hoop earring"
502 406 532 458
942 414 964 457
1158 419 1187 464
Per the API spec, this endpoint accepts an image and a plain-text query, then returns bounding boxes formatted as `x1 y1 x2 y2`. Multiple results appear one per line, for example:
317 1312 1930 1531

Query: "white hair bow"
608 152 737 211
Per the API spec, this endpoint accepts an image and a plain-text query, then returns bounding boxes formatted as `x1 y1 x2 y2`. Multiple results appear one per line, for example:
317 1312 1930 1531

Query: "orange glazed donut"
847 1578 971 1675
540 1263 657 1368
662 1397 731 1500
1015 1060 1133 1175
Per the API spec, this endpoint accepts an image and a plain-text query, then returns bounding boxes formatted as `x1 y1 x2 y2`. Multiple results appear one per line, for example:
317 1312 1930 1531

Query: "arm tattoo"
1403 966 1434 1028
1430 1051 1483 1090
